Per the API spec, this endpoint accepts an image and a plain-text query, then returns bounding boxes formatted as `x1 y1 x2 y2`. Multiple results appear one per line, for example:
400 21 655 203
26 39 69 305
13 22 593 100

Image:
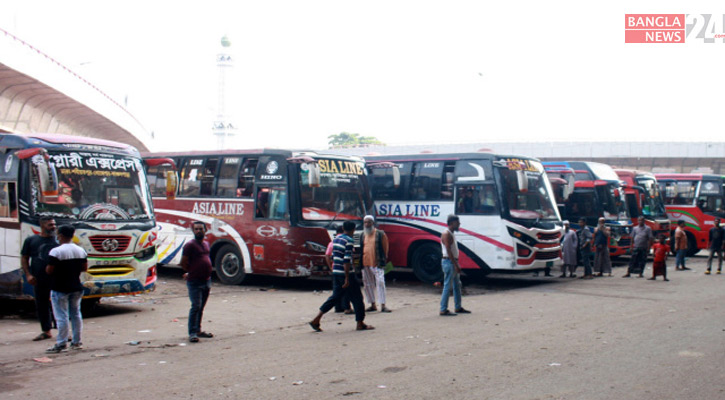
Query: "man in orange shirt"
360 215 391 312
674 220 690 271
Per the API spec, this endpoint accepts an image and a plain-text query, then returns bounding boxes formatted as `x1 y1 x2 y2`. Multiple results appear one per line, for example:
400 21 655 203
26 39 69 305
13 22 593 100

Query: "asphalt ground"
1 255 724 400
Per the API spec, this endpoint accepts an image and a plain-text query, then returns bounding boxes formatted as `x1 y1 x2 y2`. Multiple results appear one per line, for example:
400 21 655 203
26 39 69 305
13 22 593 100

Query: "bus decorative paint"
0 133 160 300
615 169 670 240
365 153 563 283
655 173 725 256
144 150 374 285
544 161 633 257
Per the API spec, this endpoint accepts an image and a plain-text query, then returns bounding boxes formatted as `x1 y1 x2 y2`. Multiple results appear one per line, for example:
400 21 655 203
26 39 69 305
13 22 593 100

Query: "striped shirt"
332 233 353 274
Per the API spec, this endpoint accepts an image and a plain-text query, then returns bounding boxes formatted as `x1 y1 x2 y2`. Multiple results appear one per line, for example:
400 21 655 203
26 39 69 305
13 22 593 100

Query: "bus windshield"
497 160 559 222
597 184 628 221
636 177 667 219
298 159 371 221
33 151 152 221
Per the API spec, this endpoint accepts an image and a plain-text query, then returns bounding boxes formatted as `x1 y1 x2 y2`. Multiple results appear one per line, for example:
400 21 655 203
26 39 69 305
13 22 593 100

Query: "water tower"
212 35 236 149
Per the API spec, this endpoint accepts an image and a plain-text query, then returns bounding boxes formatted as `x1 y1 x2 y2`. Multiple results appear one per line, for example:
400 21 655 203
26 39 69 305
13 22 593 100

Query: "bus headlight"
305 241 328 253
135 246 156 261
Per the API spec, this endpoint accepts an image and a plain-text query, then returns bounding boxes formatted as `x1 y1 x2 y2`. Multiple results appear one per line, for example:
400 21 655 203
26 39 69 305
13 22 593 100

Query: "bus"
364 153 563 283
143 150 373 284
615 169 670 240
0 133 165 300
655 173 725 256
543 161 632 257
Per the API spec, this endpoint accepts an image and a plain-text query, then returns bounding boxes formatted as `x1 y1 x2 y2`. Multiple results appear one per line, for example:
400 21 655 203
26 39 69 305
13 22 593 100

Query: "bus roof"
654 173 722 181
143 148 364 161
0 133 138 155
362 152 541 163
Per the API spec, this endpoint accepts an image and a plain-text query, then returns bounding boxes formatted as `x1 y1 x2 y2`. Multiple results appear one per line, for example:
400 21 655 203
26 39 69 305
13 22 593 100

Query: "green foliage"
328 132 385 148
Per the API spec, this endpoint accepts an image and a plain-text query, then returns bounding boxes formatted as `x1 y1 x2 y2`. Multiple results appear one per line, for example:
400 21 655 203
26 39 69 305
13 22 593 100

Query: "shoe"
664 278 670 281
705 270 711 275
380 307 392 313
717 270 722 275
33 332 52 341
581 275 594 280
189 336 199 343
70 342 84 350
439 310 457 316
559 274 567 278
197 332 214 338
365 306 377 312
682 267 691 270
46 344 68 353
647 277 656 280
570 274 577 278
622 274 630 278
455 308 471 314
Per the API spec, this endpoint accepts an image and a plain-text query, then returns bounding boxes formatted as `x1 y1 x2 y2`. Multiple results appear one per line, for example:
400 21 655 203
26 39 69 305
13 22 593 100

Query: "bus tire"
214 244 246 285
685 233 699 257
411 242 443 284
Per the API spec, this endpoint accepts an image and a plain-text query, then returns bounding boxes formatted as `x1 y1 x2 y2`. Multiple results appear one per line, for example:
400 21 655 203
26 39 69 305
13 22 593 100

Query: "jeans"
675 249 687 269
581 249 593 276
320 274 365 321
50 290 83 346
33 279 54 332
187 279 211 337
706 248 723 271
440 259 462 312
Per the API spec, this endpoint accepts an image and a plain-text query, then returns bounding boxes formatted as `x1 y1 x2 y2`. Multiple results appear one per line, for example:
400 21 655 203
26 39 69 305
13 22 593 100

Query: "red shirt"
183 239 213 281
652 243 670 263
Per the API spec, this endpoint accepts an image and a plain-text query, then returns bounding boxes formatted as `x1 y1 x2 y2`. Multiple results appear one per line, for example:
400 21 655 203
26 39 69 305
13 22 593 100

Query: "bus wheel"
685 234 699 257
215 244 246 285
411 242 443 284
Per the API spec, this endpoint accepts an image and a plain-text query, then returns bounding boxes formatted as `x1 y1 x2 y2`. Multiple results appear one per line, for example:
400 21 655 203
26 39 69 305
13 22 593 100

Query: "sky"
1 1 724 152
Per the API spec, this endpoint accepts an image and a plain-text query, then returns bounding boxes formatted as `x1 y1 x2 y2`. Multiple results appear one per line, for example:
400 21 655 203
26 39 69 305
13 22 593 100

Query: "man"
593 218 612 277
326 225 352 314
439 214 470 316
674 220 690 271
360 215 391 312
578 218 594 279
705 218 724 275
309 221 373 332
181 221 214 342
560 221 578 278
20 216 59 341
45 225 87 353
624 216 653 278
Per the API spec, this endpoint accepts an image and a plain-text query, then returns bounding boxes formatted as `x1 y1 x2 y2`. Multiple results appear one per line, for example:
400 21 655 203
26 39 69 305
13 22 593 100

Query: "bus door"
252 156 290 274
452 160 497 261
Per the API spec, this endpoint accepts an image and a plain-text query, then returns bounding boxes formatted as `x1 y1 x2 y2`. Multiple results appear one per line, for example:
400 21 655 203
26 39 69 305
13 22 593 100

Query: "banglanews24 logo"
625 14 725 43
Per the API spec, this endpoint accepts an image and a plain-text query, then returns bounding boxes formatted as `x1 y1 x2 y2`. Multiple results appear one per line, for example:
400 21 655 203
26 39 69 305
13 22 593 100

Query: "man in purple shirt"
181 221 214 343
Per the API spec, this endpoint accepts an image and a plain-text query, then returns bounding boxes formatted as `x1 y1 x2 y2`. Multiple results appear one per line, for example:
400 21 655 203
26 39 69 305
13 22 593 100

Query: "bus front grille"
534 250 560 260
87 265 135 277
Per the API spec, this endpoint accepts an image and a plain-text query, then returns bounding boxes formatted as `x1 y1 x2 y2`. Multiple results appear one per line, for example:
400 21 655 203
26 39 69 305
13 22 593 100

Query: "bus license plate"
546 261 553 268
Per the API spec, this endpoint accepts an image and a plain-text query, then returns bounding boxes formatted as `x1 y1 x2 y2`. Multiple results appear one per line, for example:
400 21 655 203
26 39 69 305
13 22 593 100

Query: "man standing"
45 225 87 353
360 215 391 313
20 216 58 342
674 220 690 271
705 218 724 275
181 221 214 342
440 215 470 316
593 218 612 277
560 221 578 278
624 216 653 278
578 218 594 279
309 221 373 332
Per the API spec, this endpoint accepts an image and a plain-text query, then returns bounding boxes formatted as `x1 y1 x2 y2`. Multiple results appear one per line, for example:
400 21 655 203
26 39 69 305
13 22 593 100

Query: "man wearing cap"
360 215 391 312
560 221 578 278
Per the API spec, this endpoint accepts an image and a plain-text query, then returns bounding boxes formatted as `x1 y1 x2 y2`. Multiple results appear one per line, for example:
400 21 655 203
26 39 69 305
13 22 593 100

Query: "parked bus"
364 153 563 283
543 161 632 257
0 133 165 300
615 169 670 239
143 150 373 284
655 173 725 256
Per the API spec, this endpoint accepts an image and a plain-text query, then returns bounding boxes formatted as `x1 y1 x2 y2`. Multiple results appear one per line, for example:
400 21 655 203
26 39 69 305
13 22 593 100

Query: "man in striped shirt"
309 221 373 332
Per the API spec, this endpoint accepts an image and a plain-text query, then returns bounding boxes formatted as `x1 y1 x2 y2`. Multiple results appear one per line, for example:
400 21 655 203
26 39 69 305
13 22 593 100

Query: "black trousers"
320 274 365 322
628 248 648 274
33 279 54 332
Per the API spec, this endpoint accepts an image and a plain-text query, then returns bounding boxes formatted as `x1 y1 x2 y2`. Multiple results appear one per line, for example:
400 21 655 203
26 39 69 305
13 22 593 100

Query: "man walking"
578 218 594 279
181 221 214 342
705 218 724 275
674 220 690 271
360 215 391 312
440 215 470 316
309 221 373 332
593 218 612 277
45 225 87 353
624 216 653 278
20 216 59 342
560 221 578 278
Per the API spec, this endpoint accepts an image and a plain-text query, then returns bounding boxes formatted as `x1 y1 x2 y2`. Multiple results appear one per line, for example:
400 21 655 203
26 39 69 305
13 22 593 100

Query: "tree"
327 132 385 148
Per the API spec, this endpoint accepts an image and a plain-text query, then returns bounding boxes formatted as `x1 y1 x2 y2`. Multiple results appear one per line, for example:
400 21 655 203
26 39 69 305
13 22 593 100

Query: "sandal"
197 332 214 338
356 324 375 331
439 310 457 316
308 321 322 332
33 332 52 341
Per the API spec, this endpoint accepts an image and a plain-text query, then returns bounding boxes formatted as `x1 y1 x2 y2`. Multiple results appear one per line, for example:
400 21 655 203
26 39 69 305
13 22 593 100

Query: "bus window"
256 186 287 220
409 162 444 200
663 181 697 205
370 162 410 200
200 158 220 196
237 159 257 198
180 158 204 197
698 181 723 213
0 182 17 220
147 165 173 197
216 157 242 197
456 184 498 215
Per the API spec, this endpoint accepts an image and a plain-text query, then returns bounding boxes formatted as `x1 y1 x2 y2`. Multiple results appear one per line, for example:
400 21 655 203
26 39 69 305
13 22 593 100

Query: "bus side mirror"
166 171 178 200
392 166 400 188
563 175 575 201
308 163 321 187
516 170 528 192
17 149 59 201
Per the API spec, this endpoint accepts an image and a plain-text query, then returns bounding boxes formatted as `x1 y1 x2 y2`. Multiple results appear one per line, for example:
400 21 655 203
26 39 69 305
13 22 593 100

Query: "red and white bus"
615 169 670 239
144 150 373 284
0 133 166 300
655 173 725 256
364 153 563 283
